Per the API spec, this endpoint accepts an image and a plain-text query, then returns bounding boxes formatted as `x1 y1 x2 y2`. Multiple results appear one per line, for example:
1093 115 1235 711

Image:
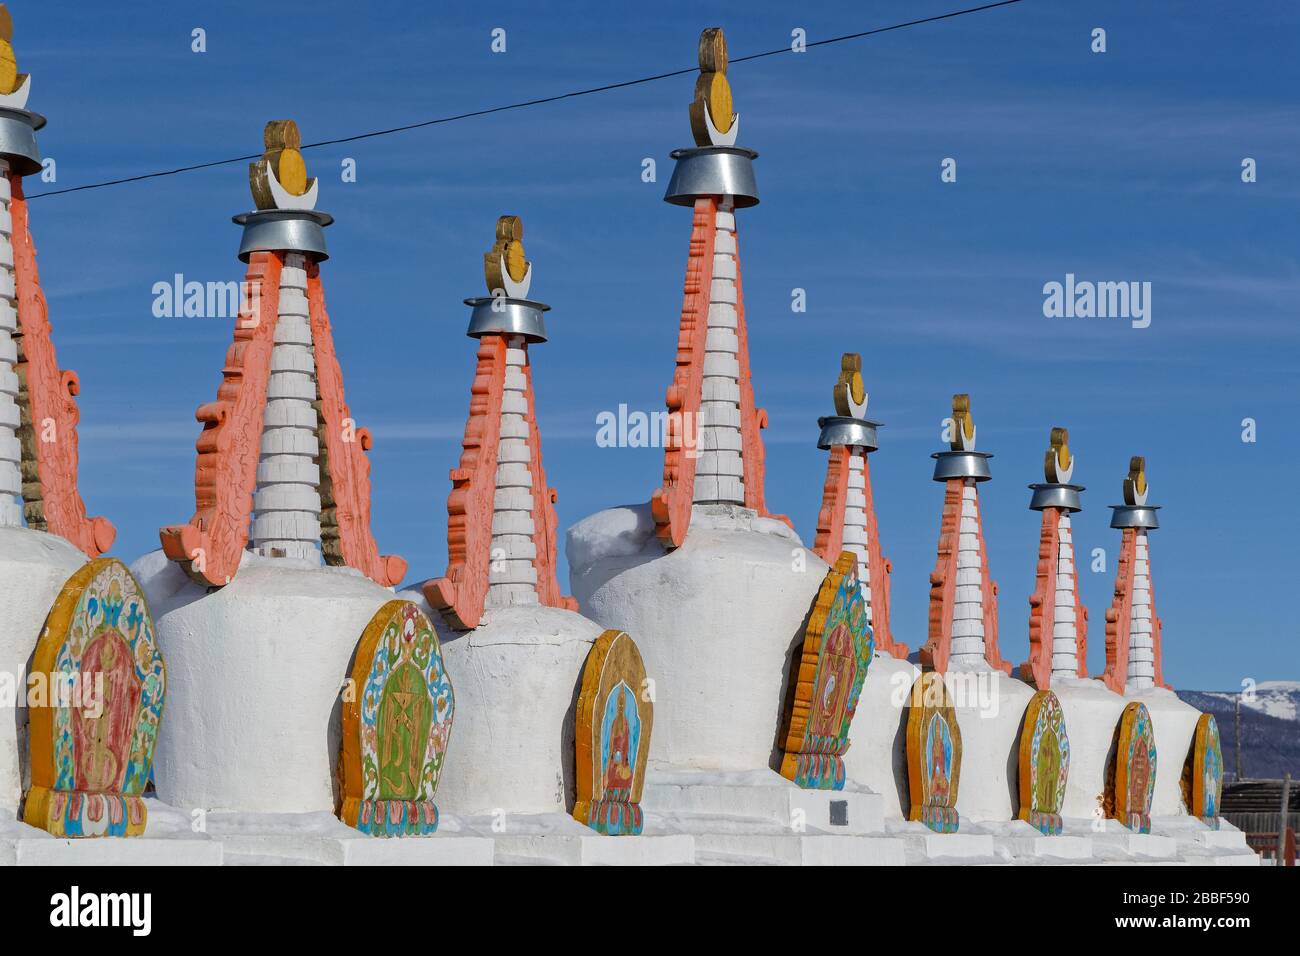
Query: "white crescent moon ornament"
267 162 319 211
1055 453 1075 485
1132 481 1148 506
960 423 977 452
705 109 739 148
836 380 869 419
0 74 31 110
497 255 532 299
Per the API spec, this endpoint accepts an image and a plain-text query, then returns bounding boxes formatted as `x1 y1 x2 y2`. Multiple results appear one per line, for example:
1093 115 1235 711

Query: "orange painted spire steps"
1098 456 1169 693
425 215 577 631
158 119 403 589
649 26 788 549
1019 427 1088 689
811 353 905 658
0 10 112 557
920 394 1011 675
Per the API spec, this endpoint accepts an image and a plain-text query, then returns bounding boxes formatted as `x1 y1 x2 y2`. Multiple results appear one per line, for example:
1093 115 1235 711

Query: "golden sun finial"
484 215 532 299
689 27 736 147
0 4 31 98
249 120 318 211
833 352 868 418
1044 427 1074 483
1123 456 1148 506
950 394 976 452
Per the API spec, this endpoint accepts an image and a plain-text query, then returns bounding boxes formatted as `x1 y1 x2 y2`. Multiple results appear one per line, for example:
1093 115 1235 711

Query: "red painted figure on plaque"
928 717 951 802
73 633 140 793
604 693 634 797
1129 737 1151 818
811 622 857 738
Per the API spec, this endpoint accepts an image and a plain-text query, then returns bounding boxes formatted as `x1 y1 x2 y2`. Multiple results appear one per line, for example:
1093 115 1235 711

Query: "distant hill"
1177 682 1300 781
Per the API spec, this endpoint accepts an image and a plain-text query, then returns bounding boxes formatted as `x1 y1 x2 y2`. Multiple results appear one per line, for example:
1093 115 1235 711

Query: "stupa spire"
811 353 905 658
1019 427 1089 688
425 215 577 631
159 119 403 588
649 27 787 548
920 394 1011 673
1099 456 1168 692
0 4 113 555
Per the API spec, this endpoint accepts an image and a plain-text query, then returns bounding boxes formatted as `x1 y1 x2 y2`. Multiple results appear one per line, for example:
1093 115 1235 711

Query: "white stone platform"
641 768 905 865
204 810 494 866
644 768 884 834
1 799 1260 866
453 812 695 866
0 803 221 866
1147 815 1258 866
885 819 1003 864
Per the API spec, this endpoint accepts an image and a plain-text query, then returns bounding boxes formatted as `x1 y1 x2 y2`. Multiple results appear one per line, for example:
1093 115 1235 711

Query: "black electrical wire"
28 1 1025 199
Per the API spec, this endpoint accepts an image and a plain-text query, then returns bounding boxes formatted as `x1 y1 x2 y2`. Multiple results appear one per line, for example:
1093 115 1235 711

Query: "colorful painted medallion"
1112 701 1157 834
778 552 874 789
574 630 653 835
340 600 454 837
24 559 165 838
1017 690 1070 835
905 672 962 833
1182 713 1222 829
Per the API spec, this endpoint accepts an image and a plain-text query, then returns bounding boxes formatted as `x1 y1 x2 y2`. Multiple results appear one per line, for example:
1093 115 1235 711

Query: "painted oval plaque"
24 558 165 838
1017 689 1070 835
573 629 653 835
340 600 454 837
1112 701 1157 834
778 551 874 790
906 672 962 833
1183 713 1222 829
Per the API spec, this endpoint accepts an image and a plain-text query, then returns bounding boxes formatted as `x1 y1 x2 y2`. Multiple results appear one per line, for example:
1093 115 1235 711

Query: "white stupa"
400 215 608 821
567 34 828 777
138 121 405 815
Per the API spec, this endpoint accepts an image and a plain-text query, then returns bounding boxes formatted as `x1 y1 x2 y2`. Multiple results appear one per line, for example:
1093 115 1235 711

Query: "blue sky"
14 1 1297 689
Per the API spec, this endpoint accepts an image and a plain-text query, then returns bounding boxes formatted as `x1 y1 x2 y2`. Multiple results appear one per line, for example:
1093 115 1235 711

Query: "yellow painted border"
1190 712 1219 820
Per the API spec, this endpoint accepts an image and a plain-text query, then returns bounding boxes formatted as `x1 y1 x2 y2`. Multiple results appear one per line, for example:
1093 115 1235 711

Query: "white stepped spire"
842 450 873 621
250 252 322 559
949 480 987 666
1126 530 1155 690
1051 514 1079 676
487 335 539 608
0 160 21 527
694 202 744 504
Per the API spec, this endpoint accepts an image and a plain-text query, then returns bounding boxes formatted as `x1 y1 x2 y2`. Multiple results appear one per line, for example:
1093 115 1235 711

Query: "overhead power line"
29 0 1025 200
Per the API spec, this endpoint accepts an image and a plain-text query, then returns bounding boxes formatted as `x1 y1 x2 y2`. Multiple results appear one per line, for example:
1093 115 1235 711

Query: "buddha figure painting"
778 552 874 790
1112 701 1157 834
340 601 455 837
1017 690 1070 835
906 672 962 833
926 714 954 802
24 559 166 838
574 630 654 835
1185 713 1223 829
599 684 641 803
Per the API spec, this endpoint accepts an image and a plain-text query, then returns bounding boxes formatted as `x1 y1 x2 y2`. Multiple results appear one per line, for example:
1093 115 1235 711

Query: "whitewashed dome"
397 591 603 817
567 502 826 773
